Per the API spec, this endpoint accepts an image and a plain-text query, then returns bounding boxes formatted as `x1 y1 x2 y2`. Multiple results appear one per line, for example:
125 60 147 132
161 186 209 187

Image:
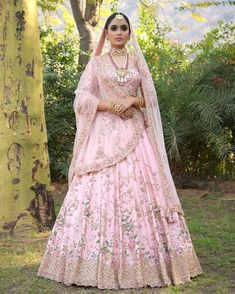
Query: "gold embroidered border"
37 248 203 290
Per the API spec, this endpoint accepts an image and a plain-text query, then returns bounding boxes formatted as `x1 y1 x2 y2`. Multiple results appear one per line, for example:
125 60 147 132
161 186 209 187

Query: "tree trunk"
70 0 103 67
0 0 56 238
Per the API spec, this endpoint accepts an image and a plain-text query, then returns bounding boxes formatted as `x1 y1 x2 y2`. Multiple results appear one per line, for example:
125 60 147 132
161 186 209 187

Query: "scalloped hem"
37 268 203 290
37 249 203 290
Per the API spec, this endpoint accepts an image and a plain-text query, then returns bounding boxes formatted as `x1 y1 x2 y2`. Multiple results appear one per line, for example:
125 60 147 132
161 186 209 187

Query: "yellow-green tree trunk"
0 0 56 237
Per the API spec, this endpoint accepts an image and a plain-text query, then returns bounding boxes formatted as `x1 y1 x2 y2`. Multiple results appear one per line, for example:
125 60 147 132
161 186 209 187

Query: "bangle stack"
137 96 145 108
107 101 124 115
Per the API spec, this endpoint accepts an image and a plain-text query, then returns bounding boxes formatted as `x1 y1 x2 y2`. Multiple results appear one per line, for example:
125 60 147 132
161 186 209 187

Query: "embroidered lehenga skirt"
37 128 203 289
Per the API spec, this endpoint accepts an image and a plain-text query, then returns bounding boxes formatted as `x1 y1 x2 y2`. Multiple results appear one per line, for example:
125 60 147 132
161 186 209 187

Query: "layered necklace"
108 47 130 85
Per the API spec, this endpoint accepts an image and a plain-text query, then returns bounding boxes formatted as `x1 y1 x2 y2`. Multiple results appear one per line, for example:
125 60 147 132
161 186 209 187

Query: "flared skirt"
37 129 203 289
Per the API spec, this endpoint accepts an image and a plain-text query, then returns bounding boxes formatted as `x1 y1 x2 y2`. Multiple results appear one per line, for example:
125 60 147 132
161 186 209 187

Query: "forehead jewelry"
115 13 124 23
114 13 128 29
115 13 127 24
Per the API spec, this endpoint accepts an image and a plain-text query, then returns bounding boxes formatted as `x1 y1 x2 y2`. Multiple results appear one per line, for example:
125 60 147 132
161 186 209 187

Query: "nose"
116 27 122 34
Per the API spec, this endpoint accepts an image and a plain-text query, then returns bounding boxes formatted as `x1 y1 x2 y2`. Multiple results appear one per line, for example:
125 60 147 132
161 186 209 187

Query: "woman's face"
105 17 130 49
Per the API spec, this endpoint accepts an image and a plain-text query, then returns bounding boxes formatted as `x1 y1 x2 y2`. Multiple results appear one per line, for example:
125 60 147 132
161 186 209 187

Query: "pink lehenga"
37 26 203 289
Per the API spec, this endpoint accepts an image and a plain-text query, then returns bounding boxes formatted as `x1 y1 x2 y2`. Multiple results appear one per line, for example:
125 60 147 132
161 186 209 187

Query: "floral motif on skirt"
37 129 203 289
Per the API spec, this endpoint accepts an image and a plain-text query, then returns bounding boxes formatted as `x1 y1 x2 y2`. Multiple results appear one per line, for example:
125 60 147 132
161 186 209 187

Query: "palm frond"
190 100 223 130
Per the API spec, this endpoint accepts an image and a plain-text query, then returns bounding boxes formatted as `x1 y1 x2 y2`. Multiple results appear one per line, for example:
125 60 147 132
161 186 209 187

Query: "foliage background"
40 24 79 179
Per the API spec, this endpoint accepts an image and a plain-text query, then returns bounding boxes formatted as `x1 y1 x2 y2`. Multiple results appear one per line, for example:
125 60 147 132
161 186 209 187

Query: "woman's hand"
120 109 134 120
97 96 136 115
104 96 139 118
118 97 136 114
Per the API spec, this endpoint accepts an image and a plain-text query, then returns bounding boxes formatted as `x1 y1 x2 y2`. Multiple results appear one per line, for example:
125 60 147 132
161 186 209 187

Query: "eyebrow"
110 24 128 27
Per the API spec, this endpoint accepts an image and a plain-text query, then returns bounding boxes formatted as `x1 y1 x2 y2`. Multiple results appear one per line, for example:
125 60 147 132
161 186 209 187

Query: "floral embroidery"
75 109 145 175
38 129 203 289
100 62 141 97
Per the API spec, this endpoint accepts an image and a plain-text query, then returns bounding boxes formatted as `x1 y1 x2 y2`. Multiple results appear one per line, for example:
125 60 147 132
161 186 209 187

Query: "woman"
37 12 203 289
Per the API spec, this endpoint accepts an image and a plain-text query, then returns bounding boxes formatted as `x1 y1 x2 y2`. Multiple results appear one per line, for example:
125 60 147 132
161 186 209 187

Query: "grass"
0 187 234 294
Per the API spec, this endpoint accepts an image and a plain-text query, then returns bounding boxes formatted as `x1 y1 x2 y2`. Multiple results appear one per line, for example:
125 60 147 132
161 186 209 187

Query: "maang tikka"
115 13 124 22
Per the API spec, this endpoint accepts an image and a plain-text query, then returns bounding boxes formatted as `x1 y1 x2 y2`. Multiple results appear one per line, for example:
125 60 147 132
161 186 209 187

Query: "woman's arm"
97 100 111 111
133 81 146 108
98 94 145 113
97 96 137 113
132 96 145 108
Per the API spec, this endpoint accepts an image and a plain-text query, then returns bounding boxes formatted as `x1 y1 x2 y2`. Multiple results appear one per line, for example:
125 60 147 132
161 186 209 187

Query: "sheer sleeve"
68 57 100 186
139 80 146 107
74 57 100 116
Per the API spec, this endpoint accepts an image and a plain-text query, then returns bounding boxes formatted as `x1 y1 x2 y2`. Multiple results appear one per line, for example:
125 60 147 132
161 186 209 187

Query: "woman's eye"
110 25 128 31
121 25 128 31
110 26 117 31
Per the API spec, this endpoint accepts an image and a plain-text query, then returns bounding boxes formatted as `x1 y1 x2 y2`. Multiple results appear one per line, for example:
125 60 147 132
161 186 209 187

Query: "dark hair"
104 12 131 34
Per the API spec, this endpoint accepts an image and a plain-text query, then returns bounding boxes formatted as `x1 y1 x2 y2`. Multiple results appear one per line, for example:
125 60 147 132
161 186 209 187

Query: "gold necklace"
108 52 130 84
110 47 127 56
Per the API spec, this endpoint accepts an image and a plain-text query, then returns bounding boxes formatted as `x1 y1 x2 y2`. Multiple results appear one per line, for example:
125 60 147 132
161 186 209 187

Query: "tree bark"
70 0 103 67
0 0 56 238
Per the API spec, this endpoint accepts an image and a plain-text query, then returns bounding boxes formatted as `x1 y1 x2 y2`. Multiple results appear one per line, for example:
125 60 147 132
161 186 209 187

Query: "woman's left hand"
118 97 136 114
120 109 134 120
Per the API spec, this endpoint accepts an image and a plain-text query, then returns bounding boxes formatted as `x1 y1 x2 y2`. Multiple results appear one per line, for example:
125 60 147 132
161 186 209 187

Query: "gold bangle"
137 96 144 108
141 96 145 107
107 101 114 112
141 97 144 107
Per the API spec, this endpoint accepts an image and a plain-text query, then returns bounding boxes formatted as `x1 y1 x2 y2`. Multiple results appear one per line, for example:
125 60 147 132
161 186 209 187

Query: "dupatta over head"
68 18 184 223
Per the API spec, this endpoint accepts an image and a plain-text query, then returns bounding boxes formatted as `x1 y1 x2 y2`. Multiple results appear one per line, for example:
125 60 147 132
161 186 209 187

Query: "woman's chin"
112 42 126 48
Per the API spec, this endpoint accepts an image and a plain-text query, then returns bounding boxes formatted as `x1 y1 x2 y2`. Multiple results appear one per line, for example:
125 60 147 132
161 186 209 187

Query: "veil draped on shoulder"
68 21 184 223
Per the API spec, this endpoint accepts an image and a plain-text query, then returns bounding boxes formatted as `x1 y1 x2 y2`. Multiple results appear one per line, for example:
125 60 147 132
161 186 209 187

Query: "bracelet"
107 101 124 115
113 102 123 114
137 96 145 108
107 101 114 112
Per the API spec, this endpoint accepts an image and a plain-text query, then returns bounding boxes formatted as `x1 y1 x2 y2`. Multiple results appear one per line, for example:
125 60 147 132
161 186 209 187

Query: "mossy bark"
0 0 56 238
